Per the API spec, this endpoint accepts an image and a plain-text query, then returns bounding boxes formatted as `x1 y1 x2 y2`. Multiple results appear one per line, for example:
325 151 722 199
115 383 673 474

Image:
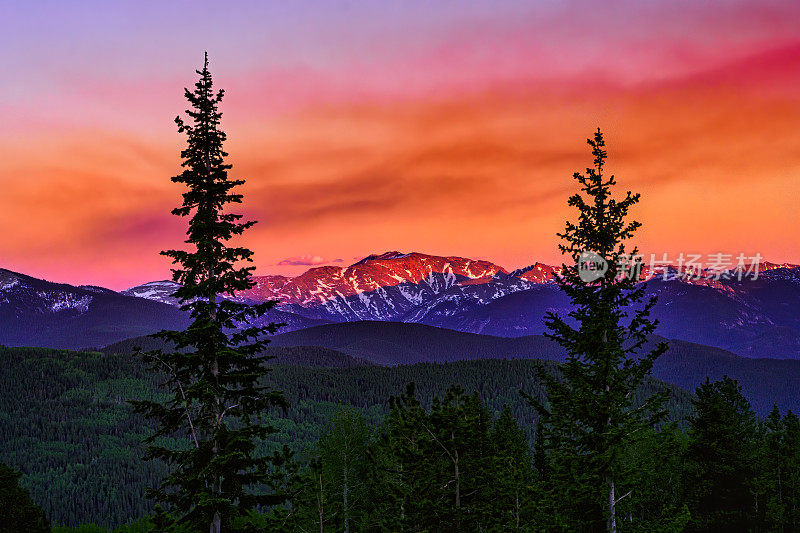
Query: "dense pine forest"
2 345 800 531
0 345 687 527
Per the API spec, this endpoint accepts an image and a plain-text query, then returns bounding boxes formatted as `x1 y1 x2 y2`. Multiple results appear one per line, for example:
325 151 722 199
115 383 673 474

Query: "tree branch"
152 354 199 449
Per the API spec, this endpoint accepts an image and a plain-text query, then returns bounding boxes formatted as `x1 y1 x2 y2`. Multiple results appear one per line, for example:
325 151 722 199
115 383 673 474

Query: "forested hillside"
107 321 800 415
0 346 692 528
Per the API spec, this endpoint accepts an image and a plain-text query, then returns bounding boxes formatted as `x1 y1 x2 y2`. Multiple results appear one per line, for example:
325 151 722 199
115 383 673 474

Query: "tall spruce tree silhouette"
131 53 285 533
525 129 667 532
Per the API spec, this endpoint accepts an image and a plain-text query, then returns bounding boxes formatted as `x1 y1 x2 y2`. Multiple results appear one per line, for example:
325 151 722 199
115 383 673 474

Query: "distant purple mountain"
0 268 189 349
3 252 800 358
126 253 800 358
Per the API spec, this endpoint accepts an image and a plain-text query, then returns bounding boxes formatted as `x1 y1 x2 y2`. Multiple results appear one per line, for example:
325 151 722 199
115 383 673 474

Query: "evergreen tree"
424 388 494 530
317 407 372 532
619 425 690 532
684 376 759 532
258 454 319 532
524 129 668 532
761 404 787 530
754 405 800 532
363 382 427 531
781 411 800 531
489 405 538 531
131 54 286 533
0 463 50 533
363 383 498 532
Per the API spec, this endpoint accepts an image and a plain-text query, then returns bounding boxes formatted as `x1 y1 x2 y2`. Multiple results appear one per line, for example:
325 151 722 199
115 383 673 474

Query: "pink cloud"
276 255 344 266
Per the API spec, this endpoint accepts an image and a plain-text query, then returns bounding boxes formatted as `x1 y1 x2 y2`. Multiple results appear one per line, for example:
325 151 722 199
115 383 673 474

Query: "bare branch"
151 354 199 449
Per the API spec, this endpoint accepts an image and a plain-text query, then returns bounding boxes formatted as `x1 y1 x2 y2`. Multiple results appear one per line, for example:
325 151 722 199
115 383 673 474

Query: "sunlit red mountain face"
238 254 798 309
238 252 506 306
4 250 800 358
2 1 799 289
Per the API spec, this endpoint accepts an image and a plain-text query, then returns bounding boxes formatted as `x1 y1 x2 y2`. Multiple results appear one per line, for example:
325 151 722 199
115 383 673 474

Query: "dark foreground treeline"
4 358 800 531
218 378 800 532
0 347 692 529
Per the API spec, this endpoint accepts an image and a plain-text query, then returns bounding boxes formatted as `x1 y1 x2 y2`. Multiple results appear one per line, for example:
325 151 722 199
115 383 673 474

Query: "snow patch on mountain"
0 277 19 291
36 291 93 313
122 281 182 305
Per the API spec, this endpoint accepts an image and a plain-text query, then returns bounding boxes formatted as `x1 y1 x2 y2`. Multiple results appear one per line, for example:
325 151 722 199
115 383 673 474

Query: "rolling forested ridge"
2 57 799 533
1 346 800 531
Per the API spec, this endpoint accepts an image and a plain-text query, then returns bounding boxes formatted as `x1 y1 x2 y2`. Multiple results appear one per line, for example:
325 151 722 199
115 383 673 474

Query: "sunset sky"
2 0 799 289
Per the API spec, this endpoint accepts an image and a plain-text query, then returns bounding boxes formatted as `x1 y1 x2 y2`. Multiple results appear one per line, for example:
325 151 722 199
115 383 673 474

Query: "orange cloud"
2 42 799 289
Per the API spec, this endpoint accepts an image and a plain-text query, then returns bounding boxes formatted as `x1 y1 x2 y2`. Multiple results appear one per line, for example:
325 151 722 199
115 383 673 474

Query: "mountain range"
2 251 799 359
262 321 800 416
0 268 189 349
101 321 800 416
111 252 800 359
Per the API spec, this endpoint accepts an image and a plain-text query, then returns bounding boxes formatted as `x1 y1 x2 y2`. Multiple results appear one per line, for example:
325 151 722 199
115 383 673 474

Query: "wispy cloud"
276 255 343 266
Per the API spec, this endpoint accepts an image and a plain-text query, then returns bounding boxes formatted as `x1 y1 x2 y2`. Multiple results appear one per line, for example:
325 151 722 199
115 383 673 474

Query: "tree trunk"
343 461 349 533
211 353 221 533
454 449 460 509
318 472 324 533
608 478 616 533
454 445 460 530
